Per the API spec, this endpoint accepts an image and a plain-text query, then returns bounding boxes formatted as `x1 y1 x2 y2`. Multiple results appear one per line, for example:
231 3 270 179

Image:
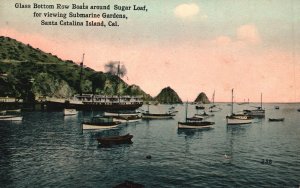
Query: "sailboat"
208 90 222 112
210 90 216 109
226 89 252 125
243 93 265 117
141 104 175 119
178 102 214 129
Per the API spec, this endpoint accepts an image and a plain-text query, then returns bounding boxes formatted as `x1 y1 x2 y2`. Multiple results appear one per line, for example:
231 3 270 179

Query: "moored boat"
226 89 252 125
0 115 23 121
45 95 143 111
6 109 21 113
113 180 144 188
43 57 143 111
178 120 215 129
275 106 280 110
195 105 205 110
269 118 284 122
208 90 222 112
63 108 78 116
104 111 140 118
142 112 175 119
141 104 176 119
113 115 142 123
178 102 214 129
243 93 265 117
97 133 133 145
243 107 265 117
194 112 215 119
82 116 121 130
226 114 252 125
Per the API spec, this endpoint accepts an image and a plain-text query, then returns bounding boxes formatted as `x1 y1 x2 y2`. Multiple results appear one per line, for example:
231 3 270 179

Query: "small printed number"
261 159 272 165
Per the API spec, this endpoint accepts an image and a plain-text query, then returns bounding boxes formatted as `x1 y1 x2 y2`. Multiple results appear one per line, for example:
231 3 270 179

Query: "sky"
0 0 300 102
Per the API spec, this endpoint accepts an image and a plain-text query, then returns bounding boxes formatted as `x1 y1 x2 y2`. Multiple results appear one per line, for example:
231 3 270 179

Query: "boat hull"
269 118 284 122
104 112 140 117
243 110 265 117
226 117 252 125
113 117 142 123
63 109 78 116
97 134 133 145
82 122 120 130
0 115 23 121
142 113 175 119
46 101 143 111
178 122 214 129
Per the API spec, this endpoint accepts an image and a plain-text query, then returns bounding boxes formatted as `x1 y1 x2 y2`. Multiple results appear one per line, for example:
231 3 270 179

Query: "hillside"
194 92 210 104
0 36 151 101
154 86 183 104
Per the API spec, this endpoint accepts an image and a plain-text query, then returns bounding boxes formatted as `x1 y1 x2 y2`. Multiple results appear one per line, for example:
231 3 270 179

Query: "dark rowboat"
195 105 205 110
113 180 144 188
97 134 133 145
269 118 284 122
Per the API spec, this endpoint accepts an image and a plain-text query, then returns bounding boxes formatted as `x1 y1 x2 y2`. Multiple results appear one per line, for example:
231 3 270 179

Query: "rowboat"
82 116 121 130
63 108 78 116
113 180 144 188
113 115 142 123
269 118 284 122
104 111 140 118
141 104 176 119
226 114 252 125
194 112 215 119
6 109 21 113
142 112 175 119
195 105 205 110
0 115 23 121
97 133 133 145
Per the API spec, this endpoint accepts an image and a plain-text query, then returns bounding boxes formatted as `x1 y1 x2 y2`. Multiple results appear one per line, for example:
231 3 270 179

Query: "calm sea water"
0 103 300 188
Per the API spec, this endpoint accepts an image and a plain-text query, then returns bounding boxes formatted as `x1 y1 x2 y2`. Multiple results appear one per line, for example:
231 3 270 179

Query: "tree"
89 72 105 94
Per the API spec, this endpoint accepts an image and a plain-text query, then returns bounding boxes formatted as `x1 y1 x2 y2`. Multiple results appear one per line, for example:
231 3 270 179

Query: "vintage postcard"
0 0 299 187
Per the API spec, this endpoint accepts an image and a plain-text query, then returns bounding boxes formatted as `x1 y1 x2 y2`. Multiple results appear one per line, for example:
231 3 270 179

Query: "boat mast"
117 61 121 103
212 90 215 105
260 93 262 109
79 53 85 96
231 89 234 115
185 101 188 120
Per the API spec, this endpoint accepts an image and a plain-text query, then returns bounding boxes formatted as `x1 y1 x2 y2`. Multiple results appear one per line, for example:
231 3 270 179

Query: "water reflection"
0 125 13 186
177 129 206 139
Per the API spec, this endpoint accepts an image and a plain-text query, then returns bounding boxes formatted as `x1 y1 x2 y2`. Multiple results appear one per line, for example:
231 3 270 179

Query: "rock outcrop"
154 86 182 104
